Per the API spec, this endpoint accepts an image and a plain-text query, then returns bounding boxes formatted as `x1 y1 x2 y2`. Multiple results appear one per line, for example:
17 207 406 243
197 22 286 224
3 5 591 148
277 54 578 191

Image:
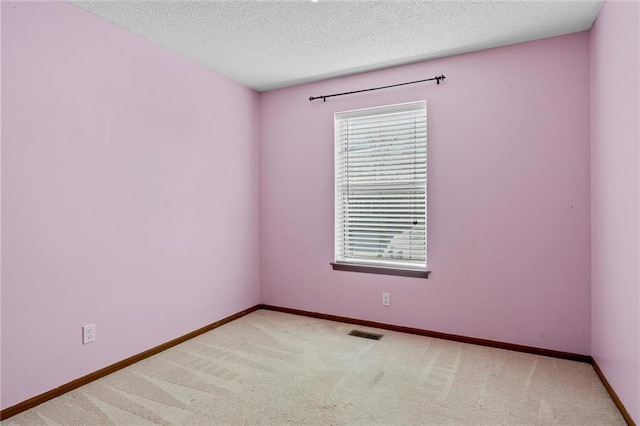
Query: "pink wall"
0 0 3 405
1 1 260 410
590 0 640 422
260 33 592 355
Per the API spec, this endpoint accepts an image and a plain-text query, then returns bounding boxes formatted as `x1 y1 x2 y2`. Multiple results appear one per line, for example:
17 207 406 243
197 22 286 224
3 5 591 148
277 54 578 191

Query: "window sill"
331 262 430 279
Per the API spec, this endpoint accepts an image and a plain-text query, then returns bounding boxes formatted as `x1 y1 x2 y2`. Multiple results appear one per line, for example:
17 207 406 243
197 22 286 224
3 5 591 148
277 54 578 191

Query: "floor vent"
349 330 383 340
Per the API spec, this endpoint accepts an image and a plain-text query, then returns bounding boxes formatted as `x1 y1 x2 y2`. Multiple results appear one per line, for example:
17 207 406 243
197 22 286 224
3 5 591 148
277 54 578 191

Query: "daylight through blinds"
335 101 427 270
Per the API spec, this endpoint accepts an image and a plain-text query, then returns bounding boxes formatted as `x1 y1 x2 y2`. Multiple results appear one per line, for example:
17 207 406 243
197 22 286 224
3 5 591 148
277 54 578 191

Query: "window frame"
332 101 430 278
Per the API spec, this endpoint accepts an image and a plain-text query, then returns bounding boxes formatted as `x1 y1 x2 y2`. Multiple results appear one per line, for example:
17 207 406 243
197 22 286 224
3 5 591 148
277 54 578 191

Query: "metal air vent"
348 330 383 340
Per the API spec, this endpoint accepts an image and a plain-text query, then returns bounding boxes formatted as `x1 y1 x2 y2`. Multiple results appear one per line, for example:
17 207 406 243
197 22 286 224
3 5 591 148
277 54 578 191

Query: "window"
333 101 428 278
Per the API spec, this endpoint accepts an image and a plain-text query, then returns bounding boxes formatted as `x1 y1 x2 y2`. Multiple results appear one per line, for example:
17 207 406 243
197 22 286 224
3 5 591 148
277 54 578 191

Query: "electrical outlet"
382 292 391 307
83 323 96 344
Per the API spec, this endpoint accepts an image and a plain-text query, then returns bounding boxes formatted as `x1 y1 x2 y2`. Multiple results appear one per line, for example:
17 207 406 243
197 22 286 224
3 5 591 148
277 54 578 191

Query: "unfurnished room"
1 0 639 424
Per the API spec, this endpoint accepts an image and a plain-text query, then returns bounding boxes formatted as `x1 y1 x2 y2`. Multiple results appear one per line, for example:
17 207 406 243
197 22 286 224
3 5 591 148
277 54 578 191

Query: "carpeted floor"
3 310 625 425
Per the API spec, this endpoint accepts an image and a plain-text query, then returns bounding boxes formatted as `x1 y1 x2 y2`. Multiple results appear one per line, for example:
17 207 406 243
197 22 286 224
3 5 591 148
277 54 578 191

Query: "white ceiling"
71 0 603 92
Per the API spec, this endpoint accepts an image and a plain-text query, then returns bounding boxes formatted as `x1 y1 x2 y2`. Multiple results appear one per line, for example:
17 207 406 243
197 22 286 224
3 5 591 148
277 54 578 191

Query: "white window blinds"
334 101 427 271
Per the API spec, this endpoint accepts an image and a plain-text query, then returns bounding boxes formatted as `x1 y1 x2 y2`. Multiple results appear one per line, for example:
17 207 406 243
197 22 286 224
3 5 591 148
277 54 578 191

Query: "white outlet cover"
382 292 391 306
83 323 96 344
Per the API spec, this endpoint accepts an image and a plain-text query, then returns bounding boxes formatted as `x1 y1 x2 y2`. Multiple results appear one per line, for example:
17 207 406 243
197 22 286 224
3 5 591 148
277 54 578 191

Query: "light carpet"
3 310 625 425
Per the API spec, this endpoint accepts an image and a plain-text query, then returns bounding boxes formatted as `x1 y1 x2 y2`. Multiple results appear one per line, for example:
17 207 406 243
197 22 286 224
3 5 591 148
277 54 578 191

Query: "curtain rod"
308 74 446 102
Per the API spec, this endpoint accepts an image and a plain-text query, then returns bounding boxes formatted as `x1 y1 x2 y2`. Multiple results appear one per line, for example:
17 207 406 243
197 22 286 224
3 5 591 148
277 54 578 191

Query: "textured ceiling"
71 0 603 92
